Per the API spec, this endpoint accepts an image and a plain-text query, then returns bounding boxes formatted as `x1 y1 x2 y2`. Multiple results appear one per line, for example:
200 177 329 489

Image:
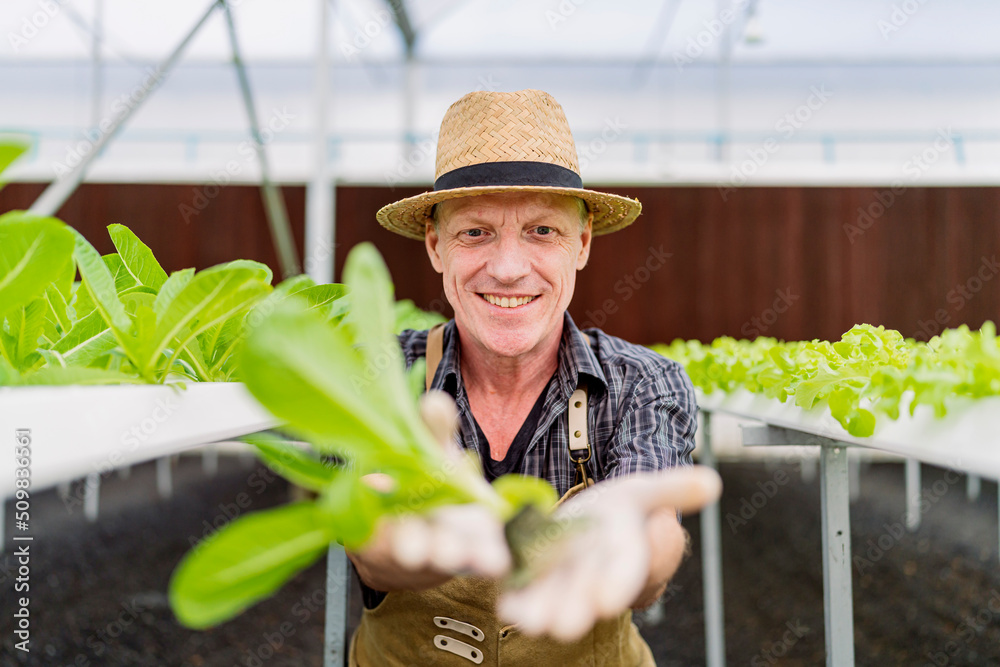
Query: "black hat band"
434 161 583 192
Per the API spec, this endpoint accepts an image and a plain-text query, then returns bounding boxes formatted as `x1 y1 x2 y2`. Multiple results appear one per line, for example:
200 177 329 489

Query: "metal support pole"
905 458 921 532
84 472 100 523
1 498 5 553
222 0 302 278
801 456 817 484
324 544 349 667
967 474 981 502
203 444 219 477
157 457 173 500
90 0 103 129
699 411 727 667
29 0 222 217
820 444 855 667
848 452 860 503
305 0 335 284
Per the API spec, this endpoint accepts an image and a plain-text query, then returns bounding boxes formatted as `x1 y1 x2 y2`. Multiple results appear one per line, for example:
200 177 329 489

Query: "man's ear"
425 220 444 274
576 213 593 270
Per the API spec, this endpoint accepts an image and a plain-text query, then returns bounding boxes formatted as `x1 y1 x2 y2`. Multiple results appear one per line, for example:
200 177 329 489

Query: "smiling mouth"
480 294 538 308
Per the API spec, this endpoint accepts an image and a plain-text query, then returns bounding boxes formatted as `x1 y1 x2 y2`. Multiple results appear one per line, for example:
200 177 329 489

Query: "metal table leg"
820 444 855 667
699 411 726 667
84 472 100 523
967 474 980 501
905 458 920 532
325 544 349 667
157 457 173 500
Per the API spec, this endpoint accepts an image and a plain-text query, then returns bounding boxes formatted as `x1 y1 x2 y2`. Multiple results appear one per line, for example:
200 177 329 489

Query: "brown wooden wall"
3 182 998 345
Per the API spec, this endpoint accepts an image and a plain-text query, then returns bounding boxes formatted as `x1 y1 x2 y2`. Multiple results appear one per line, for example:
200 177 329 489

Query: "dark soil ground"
2 455 999 666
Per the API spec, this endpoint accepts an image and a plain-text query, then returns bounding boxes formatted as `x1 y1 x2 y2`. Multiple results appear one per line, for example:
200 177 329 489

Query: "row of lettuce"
0 212 443 386
654 322 1000 437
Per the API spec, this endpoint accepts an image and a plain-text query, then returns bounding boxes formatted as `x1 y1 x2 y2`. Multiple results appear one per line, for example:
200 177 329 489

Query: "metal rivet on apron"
433 616 484 642
433 635 484 664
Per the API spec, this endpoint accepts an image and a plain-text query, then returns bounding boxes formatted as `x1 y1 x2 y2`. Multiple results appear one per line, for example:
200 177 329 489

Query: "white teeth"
483 294 534 308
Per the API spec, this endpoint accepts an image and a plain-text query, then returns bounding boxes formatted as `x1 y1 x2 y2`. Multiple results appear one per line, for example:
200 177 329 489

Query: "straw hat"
377 89 642 240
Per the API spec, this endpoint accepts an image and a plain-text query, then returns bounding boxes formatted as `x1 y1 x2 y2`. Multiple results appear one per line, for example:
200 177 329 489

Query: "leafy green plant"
168 242 557 629
654 322 1000 437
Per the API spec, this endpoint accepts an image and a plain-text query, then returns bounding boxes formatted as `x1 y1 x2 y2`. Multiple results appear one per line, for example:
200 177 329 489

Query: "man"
347 89 719 665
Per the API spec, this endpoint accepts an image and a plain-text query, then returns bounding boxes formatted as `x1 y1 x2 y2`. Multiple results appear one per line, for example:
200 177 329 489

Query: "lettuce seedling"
168 242 557 629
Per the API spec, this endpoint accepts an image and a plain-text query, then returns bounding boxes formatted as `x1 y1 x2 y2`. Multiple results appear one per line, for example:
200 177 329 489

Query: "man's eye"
463 229 484 238
535 226 553 235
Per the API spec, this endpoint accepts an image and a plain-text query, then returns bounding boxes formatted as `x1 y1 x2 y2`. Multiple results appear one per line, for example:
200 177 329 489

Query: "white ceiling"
2 0 999 64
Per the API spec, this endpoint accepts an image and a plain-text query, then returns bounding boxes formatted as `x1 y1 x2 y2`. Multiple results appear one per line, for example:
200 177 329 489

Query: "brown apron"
348 325 656 666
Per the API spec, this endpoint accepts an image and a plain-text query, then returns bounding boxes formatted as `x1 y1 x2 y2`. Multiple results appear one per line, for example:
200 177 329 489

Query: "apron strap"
568 333 593 487
425 323 446 393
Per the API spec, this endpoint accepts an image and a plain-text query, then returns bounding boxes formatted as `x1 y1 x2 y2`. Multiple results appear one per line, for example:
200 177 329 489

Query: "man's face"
425 192 592 359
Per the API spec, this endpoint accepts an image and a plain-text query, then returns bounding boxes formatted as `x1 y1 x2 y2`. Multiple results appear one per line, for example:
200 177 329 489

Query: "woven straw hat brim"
377 185 641 240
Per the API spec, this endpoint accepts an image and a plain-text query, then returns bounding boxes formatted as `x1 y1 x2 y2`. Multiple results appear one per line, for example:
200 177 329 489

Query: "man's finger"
420 390 460 453
614 465 723 514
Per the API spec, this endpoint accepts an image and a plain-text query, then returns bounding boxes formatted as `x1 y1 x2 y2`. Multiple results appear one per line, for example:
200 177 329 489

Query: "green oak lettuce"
654 322 1000 437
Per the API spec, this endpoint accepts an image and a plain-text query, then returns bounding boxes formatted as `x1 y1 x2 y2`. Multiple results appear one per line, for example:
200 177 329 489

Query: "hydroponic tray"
696 388 1000 480
0 382 278 495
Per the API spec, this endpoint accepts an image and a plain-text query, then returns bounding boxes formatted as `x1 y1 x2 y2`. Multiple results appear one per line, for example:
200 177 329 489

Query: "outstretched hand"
497 465 722 642
347 391 512 590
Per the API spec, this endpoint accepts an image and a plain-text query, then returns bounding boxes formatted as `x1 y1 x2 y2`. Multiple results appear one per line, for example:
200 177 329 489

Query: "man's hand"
347 500 511 592
496 465 722 642
347 391 512 592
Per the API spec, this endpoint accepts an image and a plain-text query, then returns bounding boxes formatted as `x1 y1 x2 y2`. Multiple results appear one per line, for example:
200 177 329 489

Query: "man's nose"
487 235 531 284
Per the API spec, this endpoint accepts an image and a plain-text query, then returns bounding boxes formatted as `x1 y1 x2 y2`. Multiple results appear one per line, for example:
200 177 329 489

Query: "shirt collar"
434 312 608 401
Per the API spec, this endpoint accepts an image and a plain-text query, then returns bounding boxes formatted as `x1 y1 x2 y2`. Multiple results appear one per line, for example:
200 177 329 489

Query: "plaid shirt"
398 312 697 498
